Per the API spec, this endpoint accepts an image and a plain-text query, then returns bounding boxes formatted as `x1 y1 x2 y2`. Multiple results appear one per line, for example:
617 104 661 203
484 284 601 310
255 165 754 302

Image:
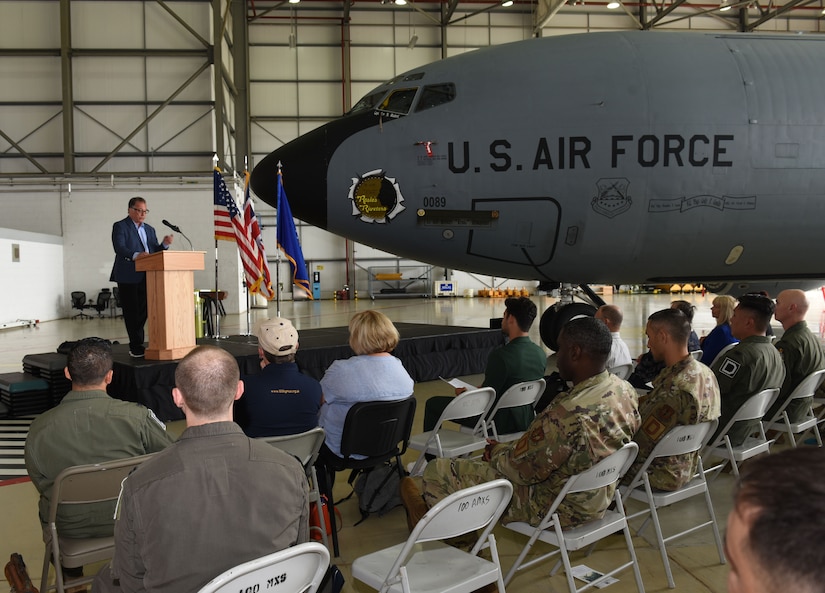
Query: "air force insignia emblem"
592 178 631 219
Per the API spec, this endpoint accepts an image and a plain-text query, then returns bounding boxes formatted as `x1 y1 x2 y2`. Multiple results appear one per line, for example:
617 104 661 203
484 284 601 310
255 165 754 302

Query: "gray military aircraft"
251 30 825 349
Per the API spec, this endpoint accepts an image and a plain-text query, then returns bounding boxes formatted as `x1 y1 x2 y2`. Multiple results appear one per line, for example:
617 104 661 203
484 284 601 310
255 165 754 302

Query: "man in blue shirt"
110 197 173 357
236 317 323 437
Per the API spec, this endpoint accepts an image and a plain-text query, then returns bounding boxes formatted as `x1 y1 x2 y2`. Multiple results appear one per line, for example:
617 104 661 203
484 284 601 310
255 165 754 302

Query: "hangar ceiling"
248 0 825 33
0 0 821 181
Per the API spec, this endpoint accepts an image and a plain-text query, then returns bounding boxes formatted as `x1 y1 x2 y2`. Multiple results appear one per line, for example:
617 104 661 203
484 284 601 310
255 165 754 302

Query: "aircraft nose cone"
251 125 330 229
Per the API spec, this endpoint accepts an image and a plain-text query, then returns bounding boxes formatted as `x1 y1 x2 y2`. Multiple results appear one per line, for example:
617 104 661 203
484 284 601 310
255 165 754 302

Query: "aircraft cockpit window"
415 83 456 112
378 88 418 115
349 91 387 115
403 72 425 82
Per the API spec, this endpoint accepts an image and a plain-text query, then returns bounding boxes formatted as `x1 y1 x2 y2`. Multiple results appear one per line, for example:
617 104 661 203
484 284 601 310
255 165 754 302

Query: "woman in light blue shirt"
318 310 414 458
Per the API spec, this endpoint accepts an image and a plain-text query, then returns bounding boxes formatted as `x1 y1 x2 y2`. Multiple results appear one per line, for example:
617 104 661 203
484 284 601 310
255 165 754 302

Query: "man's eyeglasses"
130 207 149 214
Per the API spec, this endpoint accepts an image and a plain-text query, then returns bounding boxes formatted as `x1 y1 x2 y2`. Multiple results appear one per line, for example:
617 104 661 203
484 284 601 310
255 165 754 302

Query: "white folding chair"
40 454 156 593
689 350 703 361
702 388 778 477
622 421 724 589
197 541 330 593
709 342 737 368
484 379 546 442
408 387 495 476
609 363 633 380
504 442 644 593
352 479 513 593
261 427 328 547
763 369 825 448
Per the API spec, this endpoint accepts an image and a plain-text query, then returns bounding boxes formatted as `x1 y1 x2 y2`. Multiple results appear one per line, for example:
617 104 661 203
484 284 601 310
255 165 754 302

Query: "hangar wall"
0 1 822 321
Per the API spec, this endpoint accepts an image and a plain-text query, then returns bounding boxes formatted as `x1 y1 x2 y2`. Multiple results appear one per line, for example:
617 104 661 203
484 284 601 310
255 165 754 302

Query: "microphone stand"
178 230 194 251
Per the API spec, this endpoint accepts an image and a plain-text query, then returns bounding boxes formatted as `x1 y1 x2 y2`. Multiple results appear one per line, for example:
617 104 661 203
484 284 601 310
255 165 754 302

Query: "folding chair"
504 442 644 593
317 396 416 558
197 541 330 593
702 388 779 477
689 350 703 361
622 421 724 589
40 454 156 593
609 363 633 380
763 368 825 448
709 342 737 367
352 479 513 593
485 379 546 442
261 427 329 548
407 387 496 476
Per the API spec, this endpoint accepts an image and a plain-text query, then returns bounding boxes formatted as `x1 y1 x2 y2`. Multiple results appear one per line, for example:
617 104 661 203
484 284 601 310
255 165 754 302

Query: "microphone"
162 219 182 233
161 219 193 250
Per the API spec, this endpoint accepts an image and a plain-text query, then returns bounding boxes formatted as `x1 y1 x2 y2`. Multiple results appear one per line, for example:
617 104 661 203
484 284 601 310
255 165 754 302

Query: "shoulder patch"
718 357 740 379
147 408 167 431
641 414 668 441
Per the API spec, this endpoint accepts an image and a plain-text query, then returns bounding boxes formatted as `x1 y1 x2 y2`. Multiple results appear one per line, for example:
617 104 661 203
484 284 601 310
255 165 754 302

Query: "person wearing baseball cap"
235 317 323 437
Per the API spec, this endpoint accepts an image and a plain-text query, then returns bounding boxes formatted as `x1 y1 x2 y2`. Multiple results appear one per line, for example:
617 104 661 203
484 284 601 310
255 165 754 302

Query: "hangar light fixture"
719 0 733 10
289 0 300 4
502 0 515 6
607 1 621 8
395 0 408 5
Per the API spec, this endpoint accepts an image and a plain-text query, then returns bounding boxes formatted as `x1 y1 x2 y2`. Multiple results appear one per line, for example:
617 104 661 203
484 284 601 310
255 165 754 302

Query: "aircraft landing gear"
539 302 597 351
538 283 603 351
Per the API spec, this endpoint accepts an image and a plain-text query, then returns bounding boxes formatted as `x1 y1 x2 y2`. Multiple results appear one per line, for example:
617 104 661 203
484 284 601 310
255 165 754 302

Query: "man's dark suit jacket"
110 217 165 284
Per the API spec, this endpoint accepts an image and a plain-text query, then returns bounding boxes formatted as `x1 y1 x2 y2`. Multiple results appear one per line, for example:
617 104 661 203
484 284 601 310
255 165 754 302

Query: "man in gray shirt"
94 346 309 593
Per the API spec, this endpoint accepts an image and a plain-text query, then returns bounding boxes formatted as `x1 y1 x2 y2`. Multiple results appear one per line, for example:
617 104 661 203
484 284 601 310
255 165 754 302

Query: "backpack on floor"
351 462 404 523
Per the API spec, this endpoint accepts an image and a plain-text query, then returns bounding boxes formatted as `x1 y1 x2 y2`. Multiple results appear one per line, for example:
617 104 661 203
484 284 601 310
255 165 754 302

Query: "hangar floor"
2 290 823 592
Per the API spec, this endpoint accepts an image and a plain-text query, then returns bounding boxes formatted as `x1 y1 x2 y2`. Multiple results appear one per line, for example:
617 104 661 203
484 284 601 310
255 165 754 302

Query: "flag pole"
213 153 222 339
276 161 283 318
244 156 253 336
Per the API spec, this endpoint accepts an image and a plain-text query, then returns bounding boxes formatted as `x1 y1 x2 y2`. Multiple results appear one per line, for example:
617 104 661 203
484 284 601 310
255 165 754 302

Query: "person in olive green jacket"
25 338 173 540
710 294 785 445
768 289 825 421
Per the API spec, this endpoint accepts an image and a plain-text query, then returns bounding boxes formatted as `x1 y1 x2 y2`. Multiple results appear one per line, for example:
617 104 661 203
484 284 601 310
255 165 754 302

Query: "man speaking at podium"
110 197 173 358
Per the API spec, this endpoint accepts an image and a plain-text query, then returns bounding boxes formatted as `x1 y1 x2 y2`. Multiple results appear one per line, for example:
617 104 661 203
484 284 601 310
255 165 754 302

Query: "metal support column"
60 0 75 174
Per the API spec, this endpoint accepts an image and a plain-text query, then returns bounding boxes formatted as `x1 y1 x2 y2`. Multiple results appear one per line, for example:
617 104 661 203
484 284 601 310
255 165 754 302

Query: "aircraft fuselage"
251 31 825 286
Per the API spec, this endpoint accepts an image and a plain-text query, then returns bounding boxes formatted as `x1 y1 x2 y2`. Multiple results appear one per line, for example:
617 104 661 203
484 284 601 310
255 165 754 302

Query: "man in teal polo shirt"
423 296 547 434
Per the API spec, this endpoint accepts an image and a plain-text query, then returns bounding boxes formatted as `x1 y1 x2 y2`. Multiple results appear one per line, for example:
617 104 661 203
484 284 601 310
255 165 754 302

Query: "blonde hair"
713 295 737 325
348 310 400 355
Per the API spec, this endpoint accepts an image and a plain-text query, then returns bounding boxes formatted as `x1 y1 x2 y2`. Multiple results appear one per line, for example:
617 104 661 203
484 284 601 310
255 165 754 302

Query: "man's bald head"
774 289 809 329
595 304 623 332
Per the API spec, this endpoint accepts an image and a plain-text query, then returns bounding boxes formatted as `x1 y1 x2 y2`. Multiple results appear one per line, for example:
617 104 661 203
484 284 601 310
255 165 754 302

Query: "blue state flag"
276 170 313 300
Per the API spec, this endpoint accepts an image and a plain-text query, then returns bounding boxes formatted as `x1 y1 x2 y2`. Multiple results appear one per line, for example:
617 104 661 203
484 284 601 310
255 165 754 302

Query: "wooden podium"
136 251 205 361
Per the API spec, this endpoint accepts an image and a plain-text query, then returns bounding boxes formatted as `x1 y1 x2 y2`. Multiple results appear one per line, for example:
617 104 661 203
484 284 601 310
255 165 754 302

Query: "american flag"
243 170 275 300
213 167 261 293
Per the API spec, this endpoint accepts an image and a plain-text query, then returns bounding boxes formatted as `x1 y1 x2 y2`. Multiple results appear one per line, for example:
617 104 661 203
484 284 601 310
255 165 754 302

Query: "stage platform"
106 323 504 421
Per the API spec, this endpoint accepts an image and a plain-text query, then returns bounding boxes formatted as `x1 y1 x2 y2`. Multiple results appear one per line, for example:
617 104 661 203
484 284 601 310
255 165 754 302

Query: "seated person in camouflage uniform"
401 317 641 530
629 300 701 389
767 289 825 422
623 308 720 491
710 293 785 446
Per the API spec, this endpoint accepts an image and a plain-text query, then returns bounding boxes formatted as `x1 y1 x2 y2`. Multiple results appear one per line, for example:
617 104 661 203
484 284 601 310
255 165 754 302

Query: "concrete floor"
2 290 823 592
